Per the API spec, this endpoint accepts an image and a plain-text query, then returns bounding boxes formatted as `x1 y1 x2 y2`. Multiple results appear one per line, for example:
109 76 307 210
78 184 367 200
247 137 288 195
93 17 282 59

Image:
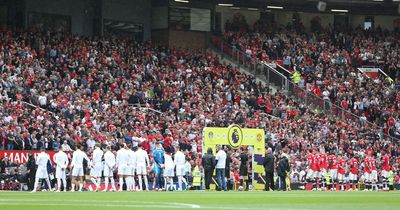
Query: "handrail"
211 35 399 143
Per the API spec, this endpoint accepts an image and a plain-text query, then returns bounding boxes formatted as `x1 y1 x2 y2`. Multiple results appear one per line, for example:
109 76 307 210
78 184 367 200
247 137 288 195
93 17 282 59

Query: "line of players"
306 148 391 191
31 142 189 192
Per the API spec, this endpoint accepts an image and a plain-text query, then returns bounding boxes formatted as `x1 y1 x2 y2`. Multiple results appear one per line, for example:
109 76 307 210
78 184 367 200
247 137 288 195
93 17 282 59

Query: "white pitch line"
0 199 201 209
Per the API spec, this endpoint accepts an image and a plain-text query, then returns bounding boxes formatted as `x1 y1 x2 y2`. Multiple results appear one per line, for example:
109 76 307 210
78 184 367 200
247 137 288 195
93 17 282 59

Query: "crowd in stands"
0 23 399 190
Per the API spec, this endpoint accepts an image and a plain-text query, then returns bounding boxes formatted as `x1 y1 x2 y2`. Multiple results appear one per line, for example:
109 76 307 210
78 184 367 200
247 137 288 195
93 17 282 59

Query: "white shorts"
330 169 337 180
136 165 147 175
90 164 103 177
35 168 49 179
369 170 378 181
320 169 327 178
363 172 370 181
55 167 66 179
118 165 130 176
176 165 185 176
349 172 357 181
72 167 84 177
129 166 136 176
103 165 114 177
382 170 389 178
164 167 174 177
337 173 345 181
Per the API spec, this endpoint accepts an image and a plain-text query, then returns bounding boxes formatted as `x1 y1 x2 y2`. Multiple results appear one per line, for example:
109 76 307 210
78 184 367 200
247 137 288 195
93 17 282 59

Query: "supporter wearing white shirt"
61 141 73 152
103 146 117 192
38 93 47 107
174 146 188 190
32 148 52 192
90 144 104 191
53 147 69 192
136 144 150 191
71 145 90 192
215 146 227 191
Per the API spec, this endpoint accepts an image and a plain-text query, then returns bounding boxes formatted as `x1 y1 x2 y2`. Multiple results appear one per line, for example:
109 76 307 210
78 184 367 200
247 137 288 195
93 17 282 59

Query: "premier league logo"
228 124 243 148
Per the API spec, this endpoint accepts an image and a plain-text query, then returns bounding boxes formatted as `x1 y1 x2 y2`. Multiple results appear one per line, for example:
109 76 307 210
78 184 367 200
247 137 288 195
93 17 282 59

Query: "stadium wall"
217 7 399 31
25 0 152 39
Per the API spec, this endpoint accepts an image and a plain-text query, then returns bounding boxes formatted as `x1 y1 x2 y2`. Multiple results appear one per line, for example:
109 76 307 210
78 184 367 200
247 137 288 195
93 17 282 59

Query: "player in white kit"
163 147 175 191
136 143 150 191
90 144 104 192
70 145 90 192
103 146 117 192
126 144 137 191
53 147 69 192
174 146 188 191
116 144 130 191
32 147 52 192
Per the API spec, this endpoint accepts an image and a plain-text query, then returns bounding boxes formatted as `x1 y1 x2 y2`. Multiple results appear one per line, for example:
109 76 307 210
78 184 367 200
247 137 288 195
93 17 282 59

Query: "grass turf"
0 191 399 210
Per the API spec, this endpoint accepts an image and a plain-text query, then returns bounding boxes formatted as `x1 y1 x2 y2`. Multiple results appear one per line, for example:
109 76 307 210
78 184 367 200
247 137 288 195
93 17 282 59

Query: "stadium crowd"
0 24 399 191
222 14 400 138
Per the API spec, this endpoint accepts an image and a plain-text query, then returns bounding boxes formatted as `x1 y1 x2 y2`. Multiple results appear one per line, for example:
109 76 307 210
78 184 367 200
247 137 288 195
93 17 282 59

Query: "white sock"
119 177 124 190
96 178 101 189
91 178 98 188
164 178 167 189
62 179 67 191
111 178 116 190
79 183 83 191
126 177 131 190
104 178 109 191
170 178 174 190
178 177 183 190
33 178 39 191
57 178 61 191
72 184 75 191
138 175 143 190
144 176 149 191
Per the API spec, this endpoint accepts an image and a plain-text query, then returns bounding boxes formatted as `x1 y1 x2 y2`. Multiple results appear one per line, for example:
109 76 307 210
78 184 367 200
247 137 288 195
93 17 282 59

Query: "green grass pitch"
0 191 399 210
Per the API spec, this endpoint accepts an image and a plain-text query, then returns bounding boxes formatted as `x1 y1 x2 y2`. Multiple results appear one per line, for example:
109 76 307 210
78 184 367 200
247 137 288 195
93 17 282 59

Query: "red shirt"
349 158 358 174
382 155 390 171
368 157 377 171
337 157 346 174
307 153 314 169
364 157 371 173
311 154 320 171
328 155 337 170
319 153 327 170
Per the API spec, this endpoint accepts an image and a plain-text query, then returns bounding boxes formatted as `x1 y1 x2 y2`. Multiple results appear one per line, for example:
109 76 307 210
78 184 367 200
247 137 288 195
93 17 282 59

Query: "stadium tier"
0 0 399 198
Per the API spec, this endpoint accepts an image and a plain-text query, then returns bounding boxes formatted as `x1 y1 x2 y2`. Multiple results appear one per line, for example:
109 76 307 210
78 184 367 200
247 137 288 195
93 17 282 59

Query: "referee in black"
263 148 274 191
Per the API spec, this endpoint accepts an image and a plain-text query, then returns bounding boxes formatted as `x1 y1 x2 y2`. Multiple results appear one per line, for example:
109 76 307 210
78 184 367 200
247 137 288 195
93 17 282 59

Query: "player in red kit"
306 150 315 188
319 149 328 191
348 154 359 191
337 154 346 191
327 151 337 191
369 155 378 191
310 150 320 191
381 151 391 191
363 153 372 191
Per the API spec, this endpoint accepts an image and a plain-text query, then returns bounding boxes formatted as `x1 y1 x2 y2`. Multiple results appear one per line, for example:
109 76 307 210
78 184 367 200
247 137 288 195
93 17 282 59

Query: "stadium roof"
201 0 400 16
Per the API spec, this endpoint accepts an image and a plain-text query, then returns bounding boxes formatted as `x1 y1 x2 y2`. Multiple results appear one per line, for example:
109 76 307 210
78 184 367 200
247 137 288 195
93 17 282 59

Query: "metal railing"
210 36 288 91
210 35 399 143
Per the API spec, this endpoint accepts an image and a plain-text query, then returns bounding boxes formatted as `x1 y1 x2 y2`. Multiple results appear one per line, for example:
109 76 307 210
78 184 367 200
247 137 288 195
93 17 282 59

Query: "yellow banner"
203 125 265 190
